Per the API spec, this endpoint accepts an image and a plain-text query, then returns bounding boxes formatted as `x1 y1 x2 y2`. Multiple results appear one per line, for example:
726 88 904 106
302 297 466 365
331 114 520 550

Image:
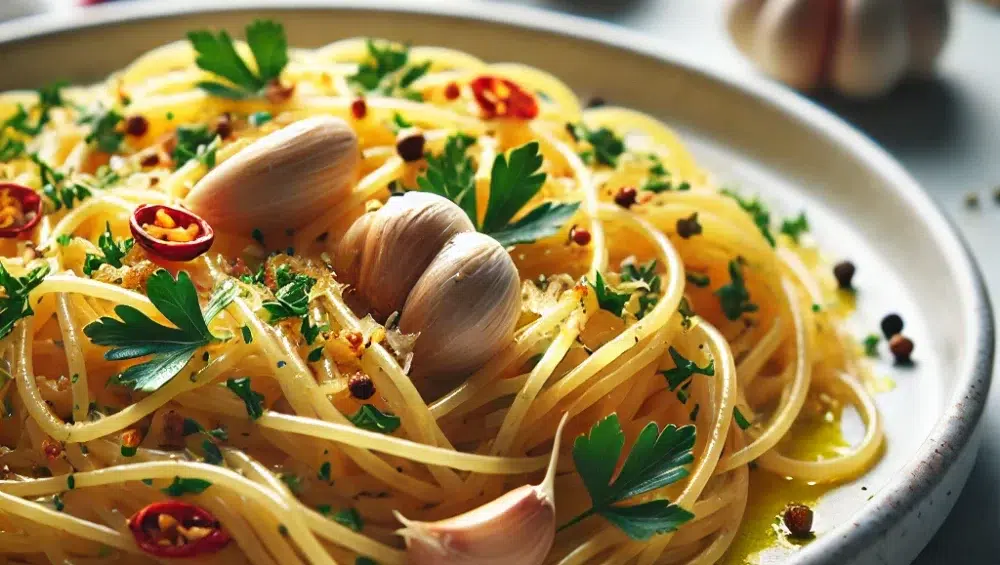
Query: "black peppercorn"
833 260 856 289
124 115 148 137
676 213 702 239
783 503 814 538
348 373 376 400
614 186 637 209
395 129 426 162
889 334 914 364
880 314 904 338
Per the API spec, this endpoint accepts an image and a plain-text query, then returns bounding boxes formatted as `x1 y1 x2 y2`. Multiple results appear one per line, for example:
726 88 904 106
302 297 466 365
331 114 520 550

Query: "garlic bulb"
346 192 475 319
396 414 568 565
726 0 950 97
399 232 521 384
185 116 359 235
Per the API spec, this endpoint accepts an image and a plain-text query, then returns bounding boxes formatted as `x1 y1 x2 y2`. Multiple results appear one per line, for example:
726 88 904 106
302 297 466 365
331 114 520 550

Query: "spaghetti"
0 22 884 565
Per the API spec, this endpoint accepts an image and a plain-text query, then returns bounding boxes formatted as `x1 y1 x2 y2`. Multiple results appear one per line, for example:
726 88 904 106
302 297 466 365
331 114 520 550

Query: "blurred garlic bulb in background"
726 0 951 98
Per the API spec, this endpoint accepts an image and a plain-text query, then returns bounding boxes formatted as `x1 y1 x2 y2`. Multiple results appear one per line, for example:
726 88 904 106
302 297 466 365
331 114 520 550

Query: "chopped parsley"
862 334 880 357
733 407 752 430
0 263 50 339
248 111 273 126
172 125 220 170
188 20 289 99
241 325 253 343
641 154 690 193
226 377 265 420
161 477 212 497
0 138 24 161
53 494 64 512
261 265 317 323
201 439 223 465
780 212 809 244
721 189 775 247
560 413 695 540
280 473 303 493
686 272 710 288
307 346 324 362
715 259 757 321
349 404 400 434
567 122 625 167
83 222 134 276
318 506 364 532
660 346 715 391
417 133 477 221
349 40 430 100
2 81 66 137
589 272 630 317
31 154 94 211
83 272 237 392
621 259 661 319
677 298 696 330
301 317 328 345
56 234 72 247
317 461 331 482
78 106 124 153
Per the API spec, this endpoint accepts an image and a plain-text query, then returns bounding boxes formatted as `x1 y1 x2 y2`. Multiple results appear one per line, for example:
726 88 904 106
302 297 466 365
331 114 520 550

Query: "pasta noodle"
0 27 884 565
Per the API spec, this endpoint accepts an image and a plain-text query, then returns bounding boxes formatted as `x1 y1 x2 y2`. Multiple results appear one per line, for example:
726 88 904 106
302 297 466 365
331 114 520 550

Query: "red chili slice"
128 501 231 558
130 204 214 262
0 183 43 239
469 76 539 120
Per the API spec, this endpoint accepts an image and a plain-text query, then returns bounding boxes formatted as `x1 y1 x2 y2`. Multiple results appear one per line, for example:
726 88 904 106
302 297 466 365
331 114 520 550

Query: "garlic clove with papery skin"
396 414 568 565
352 192 475 320
830 0 910 98
184 116 358 236
399 231 521 395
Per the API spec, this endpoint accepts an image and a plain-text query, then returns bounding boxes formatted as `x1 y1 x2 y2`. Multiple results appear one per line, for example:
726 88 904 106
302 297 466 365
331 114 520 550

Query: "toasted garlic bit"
184 116 359 235
400 232 520 385
396 414 568 565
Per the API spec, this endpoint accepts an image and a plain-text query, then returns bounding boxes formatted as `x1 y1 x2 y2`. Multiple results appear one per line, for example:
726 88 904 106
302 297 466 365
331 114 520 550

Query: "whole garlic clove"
184 116 359 236
753 0 829 90
399 231 521 392
726 0 768 55
353 192 475 319
831 0 910 97
334 210 374 285
396 414 568 565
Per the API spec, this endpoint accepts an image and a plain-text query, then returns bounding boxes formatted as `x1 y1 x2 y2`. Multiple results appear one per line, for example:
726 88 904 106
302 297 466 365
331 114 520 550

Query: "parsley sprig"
660 346 715 391
560 413 696 540
31 155 94 212
349 40 430 101
0 263 50 339
715 259 757 321
417 137 579 247
82 223 134 276
261 264 317 323
2 81 67 137
188 20 289 99
83 271 237 392
77 106 124 153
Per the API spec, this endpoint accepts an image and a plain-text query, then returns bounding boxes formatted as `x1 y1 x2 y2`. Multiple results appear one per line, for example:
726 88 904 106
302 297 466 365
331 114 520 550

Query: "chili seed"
124 115 149 137
395 129 426 162
833 260 856 290
676 213 702 239
214 113 233 140
570 225 591 246
444 82 461 100
889 334 914 364
348 373 376 400
783 503 814 538
880 313 904 338
614 186 637 209
351 98 368 120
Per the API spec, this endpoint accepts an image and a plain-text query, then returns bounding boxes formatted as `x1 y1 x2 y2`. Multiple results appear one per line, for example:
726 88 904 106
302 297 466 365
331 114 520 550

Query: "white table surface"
496 0 1000 562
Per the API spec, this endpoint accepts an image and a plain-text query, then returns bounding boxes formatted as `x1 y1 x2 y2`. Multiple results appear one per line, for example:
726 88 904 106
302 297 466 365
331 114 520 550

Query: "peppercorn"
444 82 461 100
586 96 606 108
569 225 591 246
782 503 814 538
395 129 426 162
124 115 149 137
833 260 856 289
215 113 233 140
889 334 914 364
139 152 161 168
880 313 904 338
348 373 376 400
676 213 702 239
614 186 637 209
350 98 368 120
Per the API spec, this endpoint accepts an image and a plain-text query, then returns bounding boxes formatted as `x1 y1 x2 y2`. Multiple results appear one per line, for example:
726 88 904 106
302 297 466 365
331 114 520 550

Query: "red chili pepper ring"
130 204 214 262
470 76 539 120
128 500 231 558
0 183 43 239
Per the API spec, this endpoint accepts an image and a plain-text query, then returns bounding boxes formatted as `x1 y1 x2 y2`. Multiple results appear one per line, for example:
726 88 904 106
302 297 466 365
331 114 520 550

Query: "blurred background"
1 0 997 563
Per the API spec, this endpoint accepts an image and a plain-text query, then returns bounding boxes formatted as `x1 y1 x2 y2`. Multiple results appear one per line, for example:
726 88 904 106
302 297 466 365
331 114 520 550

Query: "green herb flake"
83 222 134 276
349 40 428 100
567 123 625 167
560 413 696 540
734 407 752 430
248 111 273 126
660 346 715 391
715 259 758 321
332 507 364 532
202 439 223 465
56 234 72 247
862 334 880 358
83 272 237 392
589 272 631 317
261 265 317 323
677 298 696 330
241 325 253 344
67 475 75 490
226 377 265 420
189 20 289 99
53 494 64 512
318 461 331 482
308 346 324 363
685 272 710 288
349 404 401 434
280 473 303 494
77 106 124 153
0 263 50 339
172 125 220 170
161 476 212 497
120 445 137 457
721 189 775 247
780 212 809 244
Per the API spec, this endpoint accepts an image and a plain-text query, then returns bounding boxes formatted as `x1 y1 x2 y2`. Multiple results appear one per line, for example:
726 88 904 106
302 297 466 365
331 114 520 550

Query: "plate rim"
0 1 994 563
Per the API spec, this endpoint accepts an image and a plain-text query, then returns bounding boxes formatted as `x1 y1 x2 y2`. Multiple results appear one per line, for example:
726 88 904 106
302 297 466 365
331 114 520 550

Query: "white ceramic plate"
0 2 992 564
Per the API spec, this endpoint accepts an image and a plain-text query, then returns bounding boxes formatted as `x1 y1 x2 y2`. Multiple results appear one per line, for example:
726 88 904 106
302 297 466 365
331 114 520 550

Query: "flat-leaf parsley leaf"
188 20 289 99
349 404 400 434
0 263 50 339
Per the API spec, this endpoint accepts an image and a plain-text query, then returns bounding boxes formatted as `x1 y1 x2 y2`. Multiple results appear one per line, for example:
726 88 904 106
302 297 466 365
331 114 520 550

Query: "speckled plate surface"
0 2 993 563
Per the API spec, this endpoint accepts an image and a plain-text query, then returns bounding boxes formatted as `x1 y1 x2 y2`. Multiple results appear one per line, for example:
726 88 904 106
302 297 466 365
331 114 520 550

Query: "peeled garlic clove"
184 116 359 235
355 192 474 319
399 231 520 390
396 414 568 565
830 0 910 97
